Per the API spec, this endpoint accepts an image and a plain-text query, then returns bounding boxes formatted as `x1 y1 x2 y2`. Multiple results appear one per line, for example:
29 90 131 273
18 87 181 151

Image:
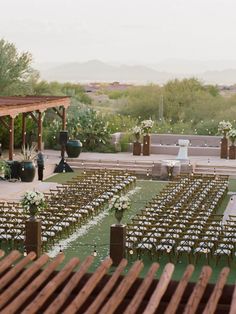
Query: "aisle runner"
47 186 141 257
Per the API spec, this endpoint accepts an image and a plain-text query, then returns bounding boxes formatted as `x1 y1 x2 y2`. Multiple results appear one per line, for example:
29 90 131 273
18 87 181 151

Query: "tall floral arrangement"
140 119 154 135
132 126 142 142
228 128 236 145
218 120 232 136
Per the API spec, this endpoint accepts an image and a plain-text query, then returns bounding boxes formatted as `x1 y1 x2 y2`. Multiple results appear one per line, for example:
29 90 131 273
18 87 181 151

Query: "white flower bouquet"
21 190 46 212
140 119 154 135
109 195 131 212
218 120 232 135
228 128 236 144
132 126 142 141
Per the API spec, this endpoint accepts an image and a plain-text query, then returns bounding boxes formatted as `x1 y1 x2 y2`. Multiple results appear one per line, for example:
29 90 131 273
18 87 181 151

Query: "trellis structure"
0 249 235 313
0 96 70 160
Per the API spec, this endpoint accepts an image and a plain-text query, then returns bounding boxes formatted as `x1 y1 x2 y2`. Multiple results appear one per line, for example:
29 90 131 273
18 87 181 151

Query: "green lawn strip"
44 170 83 183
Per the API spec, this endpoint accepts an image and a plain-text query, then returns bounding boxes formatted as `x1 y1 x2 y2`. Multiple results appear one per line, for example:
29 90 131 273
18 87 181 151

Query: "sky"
1 0 236 66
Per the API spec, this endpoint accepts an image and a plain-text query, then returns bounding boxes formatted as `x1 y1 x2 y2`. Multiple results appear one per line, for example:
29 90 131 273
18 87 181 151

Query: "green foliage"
104 114 139 133
119 133 133 152
0 39 32 95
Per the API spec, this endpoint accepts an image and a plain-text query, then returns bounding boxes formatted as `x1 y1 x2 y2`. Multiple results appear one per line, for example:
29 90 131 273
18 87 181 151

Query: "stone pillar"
143 135 150 156
110 224 126 266
133 142 141 155
25 220 42 258
221 137 228 159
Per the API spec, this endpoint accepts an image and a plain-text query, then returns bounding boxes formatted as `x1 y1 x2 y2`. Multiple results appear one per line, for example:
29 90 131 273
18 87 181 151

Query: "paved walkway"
1 149 236 202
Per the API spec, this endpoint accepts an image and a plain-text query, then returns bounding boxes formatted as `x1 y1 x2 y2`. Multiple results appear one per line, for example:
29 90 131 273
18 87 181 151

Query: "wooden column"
110 224 126 266
22 113 26 147
25 220 42 258
62 107 66 130
38 111 42 151
9 116 14 161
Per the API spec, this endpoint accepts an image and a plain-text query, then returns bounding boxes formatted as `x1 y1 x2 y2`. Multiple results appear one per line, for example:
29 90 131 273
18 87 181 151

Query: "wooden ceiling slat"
84 258 128 314
98 260 144 314
64 257 113 314
3 253 65 314
203 267 230 314
0 251 5 259
143 263 175 314
22 257 80 314
0 251 36 292
44 255 94 314
164 264 195 314
124 262 160 314
0 250 21 275
183 266 212 314
0 253 49 311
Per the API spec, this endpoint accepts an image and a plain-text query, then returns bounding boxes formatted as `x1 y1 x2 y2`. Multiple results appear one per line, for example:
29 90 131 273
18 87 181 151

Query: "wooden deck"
0 249 235 313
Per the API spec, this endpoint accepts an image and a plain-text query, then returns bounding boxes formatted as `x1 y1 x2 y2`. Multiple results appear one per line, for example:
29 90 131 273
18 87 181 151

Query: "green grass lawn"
45 174 236 284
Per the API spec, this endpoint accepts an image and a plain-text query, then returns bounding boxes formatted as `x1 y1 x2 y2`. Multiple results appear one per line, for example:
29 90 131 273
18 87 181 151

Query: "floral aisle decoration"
228 128 236 145
228 128 236 159
21 190 46 220
218 120 232 136
132 126 142 155
141 119 154 156
132 126 142 142
109 195 131 225
218 120 232 159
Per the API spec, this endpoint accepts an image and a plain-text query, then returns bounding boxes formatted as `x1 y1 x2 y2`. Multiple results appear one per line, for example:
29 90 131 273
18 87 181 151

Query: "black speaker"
59 131 68 145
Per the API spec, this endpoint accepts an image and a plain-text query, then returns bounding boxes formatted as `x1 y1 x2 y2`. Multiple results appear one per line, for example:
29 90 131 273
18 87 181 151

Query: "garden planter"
143 135 150 156
220 136 228 159
66 140 82 158
229 145 236 159
133 141 141 156
19 161 36 182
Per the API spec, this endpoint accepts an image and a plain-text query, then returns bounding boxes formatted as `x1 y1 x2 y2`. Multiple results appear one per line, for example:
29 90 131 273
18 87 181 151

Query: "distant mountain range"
34 60 236 85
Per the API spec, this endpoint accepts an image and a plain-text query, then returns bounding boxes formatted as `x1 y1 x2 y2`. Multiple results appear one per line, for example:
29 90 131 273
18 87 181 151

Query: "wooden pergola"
0 96 70 160
0 250 234 313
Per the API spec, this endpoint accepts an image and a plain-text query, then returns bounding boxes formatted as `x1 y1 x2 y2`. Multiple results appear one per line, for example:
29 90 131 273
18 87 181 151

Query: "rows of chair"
126 174 233 264
0 170 136 251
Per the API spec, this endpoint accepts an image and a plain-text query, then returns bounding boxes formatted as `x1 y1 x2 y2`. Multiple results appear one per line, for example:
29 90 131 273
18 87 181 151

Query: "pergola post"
9 116 14 160
22 112 26 148
62 107 66 130
38 111 43 151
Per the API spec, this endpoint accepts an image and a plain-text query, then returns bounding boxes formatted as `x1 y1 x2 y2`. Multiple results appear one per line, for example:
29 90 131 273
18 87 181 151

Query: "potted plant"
66 117 83 158
19 145 37 182
21 190 46 221
132 126 142 156
228 128 236 159
140 119 154 156
218 120 232 159
0 160 11 179
109 195 131 225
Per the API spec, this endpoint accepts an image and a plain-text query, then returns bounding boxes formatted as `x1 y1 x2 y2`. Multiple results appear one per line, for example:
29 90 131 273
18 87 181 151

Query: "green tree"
0 39 32 95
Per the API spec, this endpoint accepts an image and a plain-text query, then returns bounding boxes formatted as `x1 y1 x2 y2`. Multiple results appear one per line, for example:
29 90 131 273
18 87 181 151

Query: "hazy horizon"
1 0 236 72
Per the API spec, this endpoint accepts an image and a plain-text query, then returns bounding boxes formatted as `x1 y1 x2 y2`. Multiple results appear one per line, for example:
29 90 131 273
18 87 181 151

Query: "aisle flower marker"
141 119 154 156
228 128 236 159
132 126 142 156
218 120 232 159
109 195 131 225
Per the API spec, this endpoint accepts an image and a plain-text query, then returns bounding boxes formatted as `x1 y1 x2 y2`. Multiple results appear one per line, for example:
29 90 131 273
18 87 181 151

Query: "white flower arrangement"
228 128 236 144
109 195 131 212
21 190 46 211
132 126 142 141
140 119 154 135
218 120 232 135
